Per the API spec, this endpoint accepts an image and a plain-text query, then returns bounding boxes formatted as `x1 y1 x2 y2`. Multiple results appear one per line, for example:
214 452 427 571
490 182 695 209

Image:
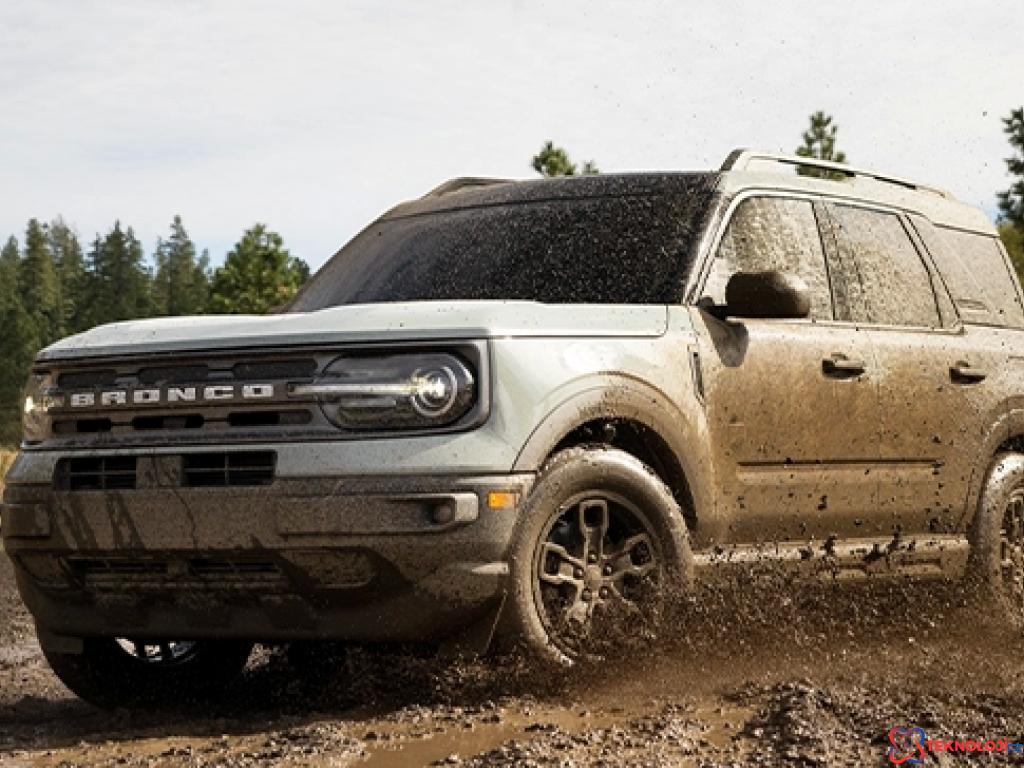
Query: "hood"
37 301 669 362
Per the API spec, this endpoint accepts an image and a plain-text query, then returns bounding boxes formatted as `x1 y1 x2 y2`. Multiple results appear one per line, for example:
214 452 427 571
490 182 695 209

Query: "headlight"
22 373 62 444
289 353 476 430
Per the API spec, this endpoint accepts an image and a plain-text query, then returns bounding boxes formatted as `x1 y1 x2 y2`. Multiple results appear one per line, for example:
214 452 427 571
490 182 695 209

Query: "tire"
501 447 693 666
43 637 253 710
968 452 1024 624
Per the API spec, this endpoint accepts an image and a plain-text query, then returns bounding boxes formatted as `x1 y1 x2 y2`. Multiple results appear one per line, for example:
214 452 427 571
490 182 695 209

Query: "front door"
693 194 880 545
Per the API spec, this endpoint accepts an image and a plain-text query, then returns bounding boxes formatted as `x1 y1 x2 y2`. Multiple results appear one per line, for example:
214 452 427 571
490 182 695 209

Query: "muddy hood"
36 301 669 361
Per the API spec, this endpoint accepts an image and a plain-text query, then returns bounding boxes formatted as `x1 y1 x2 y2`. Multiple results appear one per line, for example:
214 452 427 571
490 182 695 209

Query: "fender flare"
511 377 717 540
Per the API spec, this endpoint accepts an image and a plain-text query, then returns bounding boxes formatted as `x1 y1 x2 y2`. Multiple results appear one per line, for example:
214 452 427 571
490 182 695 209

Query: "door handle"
822 354 866 378
950 363 987 383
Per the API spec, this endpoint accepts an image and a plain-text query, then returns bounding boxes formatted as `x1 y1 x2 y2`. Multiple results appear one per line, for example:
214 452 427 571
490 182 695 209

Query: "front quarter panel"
497 323 718 545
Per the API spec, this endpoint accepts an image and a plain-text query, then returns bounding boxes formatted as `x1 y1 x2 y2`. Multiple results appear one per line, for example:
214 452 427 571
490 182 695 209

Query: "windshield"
289 174 717 311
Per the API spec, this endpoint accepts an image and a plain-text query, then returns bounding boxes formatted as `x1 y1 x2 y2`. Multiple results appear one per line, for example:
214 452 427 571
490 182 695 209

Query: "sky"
1 0 1020 271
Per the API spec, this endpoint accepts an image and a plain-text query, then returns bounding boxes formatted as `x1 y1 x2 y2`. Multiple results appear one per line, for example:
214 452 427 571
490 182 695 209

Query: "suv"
4 149 1024 707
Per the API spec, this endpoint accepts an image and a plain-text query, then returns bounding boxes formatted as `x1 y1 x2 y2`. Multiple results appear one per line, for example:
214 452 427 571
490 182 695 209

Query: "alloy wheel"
532 491 663 658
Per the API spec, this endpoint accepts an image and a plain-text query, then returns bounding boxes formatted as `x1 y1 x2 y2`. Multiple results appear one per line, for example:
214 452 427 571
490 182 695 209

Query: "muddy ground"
4 553 1024 768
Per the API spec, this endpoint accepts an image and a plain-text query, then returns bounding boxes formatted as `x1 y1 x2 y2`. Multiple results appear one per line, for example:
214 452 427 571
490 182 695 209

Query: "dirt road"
3 549 1024 767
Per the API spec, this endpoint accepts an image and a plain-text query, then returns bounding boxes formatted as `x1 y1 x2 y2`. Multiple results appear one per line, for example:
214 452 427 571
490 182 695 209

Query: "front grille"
55 456 138 490
34 341 486 449
182 452 276 487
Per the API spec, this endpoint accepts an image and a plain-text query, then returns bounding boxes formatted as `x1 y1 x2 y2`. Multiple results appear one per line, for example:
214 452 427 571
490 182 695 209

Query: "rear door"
692 193 880 544
823 203 988 535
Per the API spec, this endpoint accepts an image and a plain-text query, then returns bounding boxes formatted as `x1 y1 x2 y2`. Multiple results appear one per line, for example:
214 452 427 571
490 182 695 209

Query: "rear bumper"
1 471 533 647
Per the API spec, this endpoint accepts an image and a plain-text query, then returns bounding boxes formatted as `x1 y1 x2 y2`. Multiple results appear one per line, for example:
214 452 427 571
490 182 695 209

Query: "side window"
908 214 994 322
939 227 1024 328
703 196 833 320
830 205 940 327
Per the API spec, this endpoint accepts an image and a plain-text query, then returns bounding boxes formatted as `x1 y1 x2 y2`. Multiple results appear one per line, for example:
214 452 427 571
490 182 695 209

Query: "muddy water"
3 554 1024 766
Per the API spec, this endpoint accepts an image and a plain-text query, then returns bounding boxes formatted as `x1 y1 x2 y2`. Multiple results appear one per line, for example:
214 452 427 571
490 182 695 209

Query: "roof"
386 172 720 219
400 149 994 236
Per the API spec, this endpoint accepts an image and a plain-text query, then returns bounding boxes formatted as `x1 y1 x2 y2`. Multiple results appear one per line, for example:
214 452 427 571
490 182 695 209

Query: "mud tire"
43 637 253 710
501 447 693 666
968 452 1024 625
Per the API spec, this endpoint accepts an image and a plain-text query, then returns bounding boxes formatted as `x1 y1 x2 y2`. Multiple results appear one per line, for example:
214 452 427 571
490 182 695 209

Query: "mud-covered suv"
4 149 1024 707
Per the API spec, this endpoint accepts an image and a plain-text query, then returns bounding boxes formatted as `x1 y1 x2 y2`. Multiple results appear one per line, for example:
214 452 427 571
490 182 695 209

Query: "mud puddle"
360 704 636 768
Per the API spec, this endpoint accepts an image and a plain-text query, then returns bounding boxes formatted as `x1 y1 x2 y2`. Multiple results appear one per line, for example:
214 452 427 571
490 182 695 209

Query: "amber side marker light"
487 491 519 510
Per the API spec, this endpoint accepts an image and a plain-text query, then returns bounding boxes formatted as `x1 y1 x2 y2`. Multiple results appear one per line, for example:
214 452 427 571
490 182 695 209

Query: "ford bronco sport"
4 149 1024 707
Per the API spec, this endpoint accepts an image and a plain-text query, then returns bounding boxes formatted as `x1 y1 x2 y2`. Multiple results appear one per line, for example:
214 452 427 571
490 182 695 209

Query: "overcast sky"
1 0 1020 271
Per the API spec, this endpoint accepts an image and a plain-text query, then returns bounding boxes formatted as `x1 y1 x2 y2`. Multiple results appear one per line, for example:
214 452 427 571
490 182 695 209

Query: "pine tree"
531 141 600 177
0 236 38 446
795 111 848 179
998 107 1024 234
18 219 61 346
49 217 85 336
80 222 154 328
0 236 20 316
153 215 210 316
209 224 309 314
1001 224 1024 285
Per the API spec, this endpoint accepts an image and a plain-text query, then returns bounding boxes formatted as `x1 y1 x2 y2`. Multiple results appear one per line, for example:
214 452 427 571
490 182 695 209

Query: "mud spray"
3 552 1023 766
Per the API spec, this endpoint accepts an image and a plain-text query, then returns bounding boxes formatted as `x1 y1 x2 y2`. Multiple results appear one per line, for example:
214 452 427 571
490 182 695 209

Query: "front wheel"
43 636 253 709
501 447 693 666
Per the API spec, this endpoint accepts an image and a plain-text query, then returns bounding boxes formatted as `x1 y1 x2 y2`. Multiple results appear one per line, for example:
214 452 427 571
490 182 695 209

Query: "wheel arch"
966 406 1024 529
512 379 712 537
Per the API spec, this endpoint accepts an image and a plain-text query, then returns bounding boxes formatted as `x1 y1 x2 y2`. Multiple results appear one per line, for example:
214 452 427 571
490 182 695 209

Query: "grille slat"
137 365 210 385
64 556 282 587
52 410 312 434
182 452 276 488
55 457 138 490
189 558 279 579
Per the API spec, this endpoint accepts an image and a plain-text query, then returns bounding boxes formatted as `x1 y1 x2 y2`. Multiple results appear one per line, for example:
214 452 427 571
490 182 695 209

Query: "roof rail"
423 177 512 198
721 148 952 199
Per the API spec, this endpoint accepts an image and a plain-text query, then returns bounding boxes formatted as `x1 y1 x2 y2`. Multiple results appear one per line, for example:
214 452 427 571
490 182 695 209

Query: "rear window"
289 177 716 310
937 227 1024 327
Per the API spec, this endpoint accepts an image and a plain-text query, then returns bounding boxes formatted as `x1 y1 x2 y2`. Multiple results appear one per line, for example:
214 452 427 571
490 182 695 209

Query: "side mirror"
724 270 811 319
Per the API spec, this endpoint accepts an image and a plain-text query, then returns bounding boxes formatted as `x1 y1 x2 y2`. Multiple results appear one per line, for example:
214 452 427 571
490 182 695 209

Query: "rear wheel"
968 452 1024 624
502 448 693 665
43 636 253 709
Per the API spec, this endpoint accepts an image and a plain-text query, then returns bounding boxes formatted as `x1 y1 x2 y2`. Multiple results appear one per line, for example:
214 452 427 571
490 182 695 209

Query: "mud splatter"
4 553 1024 766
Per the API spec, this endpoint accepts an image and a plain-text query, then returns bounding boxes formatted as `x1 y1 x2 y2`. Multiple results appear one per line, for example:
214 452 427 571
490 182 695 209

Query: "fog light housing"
22 373 61 444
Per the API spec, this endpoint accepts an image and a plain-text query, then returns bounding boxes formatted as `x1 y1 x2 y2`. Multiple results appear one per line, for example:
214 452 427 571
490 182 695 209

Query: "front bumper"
1 469 533 648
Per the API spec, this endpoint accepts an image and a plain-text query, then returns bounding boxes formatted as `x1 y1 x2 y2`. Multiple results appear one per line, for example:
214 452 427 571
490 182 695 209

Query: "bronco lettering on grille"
68 384 276 408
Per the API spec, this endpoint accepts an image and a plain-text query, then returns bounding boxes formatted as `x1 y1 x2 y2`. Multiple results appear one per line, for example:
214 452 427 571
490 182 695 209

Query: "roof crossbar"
721 148 952 199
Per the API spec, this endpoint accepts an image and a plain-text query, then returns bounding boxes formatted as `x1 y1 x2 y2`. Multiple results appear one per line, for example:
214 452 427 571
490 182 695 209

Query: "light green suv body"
4 149 1024 704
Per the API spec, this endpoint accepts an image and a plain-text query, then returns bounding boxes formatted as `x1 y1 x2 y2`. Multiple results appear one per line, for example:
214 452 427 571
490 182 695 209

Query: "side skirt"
693 535 969 582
